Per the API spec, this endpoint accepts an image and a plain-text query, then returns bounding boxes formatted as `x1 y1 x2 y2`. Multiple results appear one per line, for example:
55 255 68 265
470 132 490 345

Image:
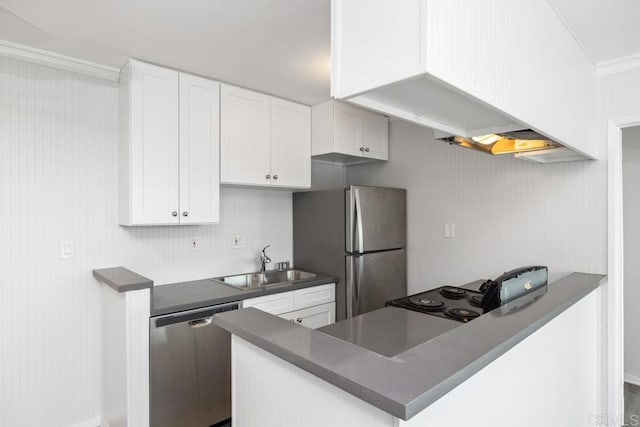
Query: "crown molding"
597 52 640 76
0 40 120 82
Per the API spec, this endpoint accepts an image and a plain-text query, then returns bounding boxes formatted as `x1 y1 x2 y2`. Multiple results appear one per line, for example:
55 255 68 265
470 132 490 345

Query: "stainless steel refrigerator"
293 185 406 320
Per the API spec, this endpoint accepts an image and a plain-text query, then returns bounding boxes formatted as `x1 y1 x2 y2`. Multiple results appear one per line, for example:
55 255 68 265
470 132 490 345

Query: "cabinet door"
243 291 295 315
332 101 364 157
270 98 311 188
293 283 335 310
129 61 180 224
220 85 271 185
178 74 220 224
361 110 388 161
279 302 336 329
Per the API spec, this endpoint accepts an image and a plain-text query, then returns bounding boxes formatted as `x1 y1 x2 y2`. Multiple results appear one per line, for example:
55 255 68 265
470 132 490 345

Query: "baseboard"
66 416 102 427
625 372 640 387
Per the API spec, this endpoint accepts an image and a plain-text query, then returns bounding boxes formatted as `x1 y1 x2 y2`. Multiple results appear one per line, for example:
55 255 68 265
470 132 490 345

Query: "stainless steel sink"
211 269 317 290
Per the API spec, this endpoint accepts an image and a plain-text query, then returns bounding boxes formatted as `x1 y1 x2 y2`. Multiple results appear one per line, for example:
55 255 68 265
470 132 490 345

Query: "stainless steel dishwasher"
150 301 239 427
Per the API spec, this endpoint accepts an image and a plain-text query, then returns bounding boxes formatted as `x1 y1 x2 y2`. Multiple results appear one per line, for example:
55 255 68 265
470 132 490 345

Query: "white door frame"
607 115 640 422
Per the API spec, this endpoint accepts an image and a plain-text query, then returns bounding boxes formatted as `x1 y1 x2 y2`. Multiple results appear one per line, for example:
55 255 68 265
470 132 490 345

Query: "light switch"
60 240 75 259
444 224 455 239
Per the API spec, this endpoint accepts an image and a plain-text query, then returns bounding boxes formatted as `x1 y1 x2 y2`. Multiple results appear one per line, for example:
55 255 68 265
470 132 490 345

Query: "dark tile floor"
625 383 640 426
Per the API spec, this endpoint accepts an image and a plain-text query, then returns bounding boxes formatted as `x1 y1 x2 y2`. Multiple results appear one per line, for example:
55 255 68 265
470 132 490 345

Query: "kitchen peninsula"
213 273 606 426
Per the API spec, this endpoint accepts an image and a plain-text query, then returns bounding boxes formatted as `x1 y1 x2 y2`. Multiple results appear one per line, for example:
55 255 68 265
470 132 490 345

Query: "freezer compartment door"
346 186 406 253
346 249 407 317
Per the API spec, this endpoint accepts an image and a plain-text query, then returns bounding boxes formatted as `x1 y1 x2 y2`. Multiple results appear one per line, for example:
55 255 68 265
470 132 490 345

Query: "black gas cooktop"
386 285 486 323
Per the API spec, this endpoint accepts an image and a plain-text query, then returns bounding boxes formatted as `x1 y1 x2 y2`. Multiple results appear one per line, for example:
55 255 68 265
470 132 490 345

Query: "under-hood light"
443 129 560 156
471 134 501 145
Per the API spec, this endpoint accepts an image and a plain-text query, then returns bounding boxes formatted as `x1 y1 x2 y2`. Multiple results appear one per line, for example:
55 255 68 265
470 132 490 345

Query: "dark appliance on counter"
386 266 548 323
293 186 407 320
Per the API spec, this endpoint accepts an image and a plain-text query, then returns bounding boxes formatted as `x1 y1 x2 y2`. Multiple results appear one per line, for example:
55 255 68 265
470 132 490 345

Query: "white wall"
623 127 640 384
0 56 293 427
347 120 607 293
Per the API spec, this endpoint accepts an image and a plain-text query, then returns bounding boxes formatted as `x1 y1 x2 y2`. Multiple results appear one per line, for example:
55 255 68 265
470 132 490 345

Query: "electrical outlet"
60 240 75 259
190 237 200 251
232 235 246 249
444 223 455 239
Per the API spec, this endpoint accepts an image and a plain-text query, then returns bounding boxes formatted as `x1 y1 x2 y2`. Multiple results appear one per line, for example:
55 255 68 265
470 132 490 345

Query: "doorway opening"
622 126 640 425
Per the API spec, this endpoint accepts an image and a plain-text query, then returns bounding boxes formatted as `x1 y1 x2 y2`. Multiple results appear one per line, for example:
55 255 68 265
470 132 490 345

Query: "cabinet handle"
273 175 278 180
365 147 370 152
182 212 189 217
172 211 178 217
289 319 295 323
359 147 365 152
266 174 271 180
296 318 302 323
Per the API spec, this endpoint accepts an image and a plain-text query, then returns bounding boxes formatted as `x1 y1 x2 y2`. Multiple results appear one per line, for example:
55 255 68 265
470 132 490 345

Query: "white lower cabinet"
243 283 336 329
279 302 335 329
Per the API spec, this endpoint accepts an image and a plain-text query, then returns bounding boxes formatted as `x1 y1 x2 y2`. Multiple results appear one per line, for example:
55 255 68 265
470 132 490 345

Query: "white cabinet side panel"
129 61 180 224
332 0 425 97
125 289 150 427
220 84 271 185
425 0 598 158
270 98 311 188
179 73 220 224
231 336 397 427
311 101 332 156
102 286 127 427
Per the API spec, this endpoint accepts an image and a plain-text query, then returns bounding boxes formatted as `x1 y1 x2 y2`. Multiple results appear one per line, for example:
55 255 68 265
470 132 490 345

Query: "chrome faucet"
259 245 271 273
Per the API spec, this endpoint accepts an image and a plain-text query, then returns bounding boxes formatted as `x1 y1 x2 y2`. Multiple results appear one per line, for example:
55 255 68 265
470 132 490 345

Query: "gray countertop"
151 272 338 316
212 272 606 420
93 267 153 292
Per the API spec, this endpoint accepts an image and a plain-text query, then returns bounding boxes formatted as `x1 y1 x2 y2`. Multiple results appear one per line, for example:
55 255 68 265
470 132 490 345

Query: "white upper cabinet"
312 100 388 164
220 85 271 186
221 84 311 188
331 0 599 160
119 60 220 225
179 74 220 224
270 98 311 188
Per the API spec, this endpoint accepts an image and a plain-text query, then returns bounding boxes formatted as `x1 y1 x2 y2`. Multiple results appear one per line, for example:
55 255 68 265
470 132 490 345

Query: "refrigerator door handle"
354 256 363 316
346 256 363 318
346 256 354 318
354 188 364 253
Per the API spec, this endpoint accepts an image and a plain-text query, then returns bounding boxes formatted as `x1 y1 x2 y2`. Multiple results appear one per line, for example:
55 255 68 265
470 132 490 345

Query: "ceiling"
0 0 330 105
549 0 640 64
0 0 639 105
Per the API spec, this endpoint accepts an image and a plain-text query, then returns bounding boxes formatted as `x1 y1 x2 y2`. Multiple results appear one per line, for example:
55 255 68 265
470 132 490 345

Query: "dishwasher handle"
188 317 213 328
152 301 240 329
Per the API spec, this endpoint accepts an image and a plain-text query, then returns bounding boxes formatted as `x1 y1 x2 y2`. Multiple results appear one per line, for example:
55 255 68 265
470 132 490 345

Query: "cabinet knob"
296 318 302 323
172 211 178 217
266 174 271 180
273 175 278 180
365 147 370 152
182 212 189 217
359 147 365 152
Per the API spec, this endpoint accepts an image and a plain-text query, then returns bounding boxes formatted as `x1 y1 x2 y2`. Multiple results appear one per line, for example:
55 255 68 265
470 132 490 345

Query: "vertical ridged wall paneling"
346 121 607 293
0 56 293 427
